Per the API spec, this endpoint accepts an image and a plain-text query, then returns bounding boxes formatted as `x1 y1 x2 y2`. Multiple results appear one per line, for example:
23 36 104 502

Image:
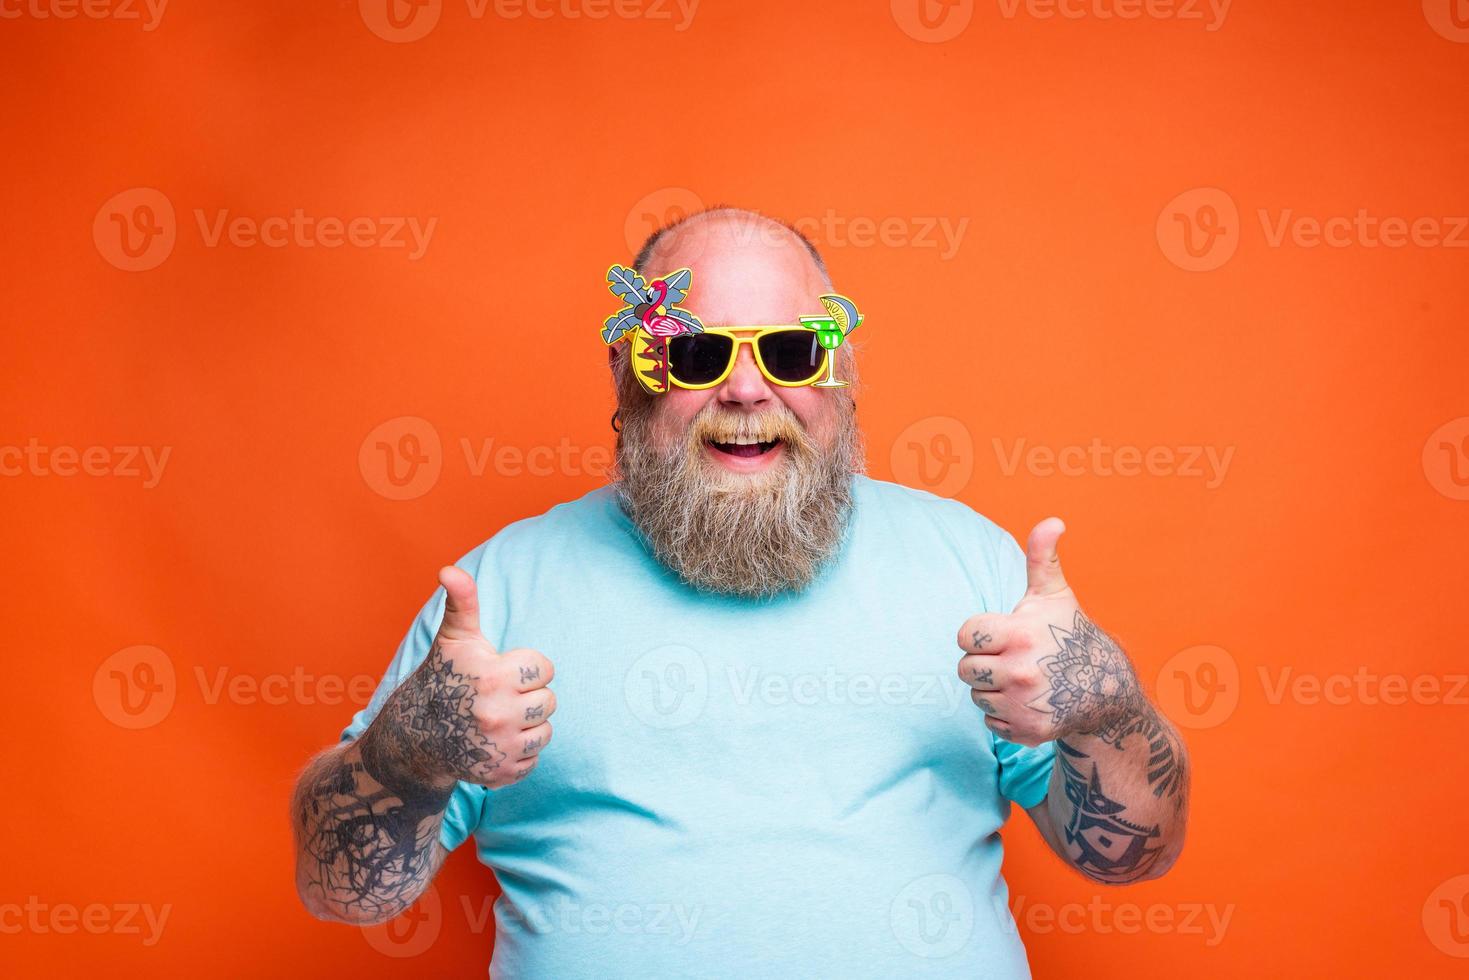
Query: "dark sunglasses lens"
758 330 824 383
668 333 733 386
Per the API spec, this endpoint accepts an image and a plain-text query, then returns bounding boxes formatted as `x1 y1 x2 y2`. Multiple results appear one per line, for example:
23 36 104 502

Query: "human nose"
718 342 774 408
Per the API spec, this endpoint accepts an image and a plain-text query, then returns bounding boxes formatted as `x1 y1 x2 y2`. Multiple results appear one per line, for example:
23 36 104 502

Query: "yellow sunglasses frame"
646 325 830 391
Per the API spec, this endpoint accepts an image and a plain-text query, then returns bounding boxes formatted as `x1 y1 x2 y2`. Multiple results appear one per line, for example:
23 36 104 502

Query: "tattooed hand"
361 566 556 792
956 518 1142 747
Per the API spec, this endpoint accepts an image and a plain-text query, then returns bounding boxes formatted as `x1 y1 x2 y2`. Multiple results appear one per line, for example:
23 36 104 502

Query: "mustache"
686 404 812 450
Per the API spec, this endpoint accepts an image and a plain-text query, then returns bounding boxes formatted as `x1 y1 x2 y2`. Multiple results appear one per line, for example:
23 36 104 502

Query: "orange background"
3 0 1468 976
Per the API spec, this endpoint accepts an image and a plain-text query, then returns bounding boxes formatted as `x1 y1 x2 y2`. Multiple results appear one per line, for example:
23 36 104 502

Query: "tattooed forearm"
292 644 504 923
1093 701 1189 805
1054 741 1165 884
292 748 448 922
1031 612 1188 807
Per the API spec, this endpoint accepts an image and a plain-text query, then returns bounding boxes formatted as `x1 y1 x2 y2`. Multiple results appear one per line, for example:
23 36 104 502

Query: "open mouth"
707 437 782 459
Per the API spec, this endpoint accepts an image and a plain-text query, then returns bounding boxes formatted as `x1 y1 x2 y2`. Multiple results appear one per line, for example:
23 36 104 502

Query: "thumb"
437 565 482 638
1025 517 1069 596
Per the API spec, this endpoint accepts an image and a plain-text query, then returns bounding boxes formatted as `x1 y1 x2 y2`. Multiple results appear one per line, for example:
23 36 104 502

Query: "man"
291 207 1190 977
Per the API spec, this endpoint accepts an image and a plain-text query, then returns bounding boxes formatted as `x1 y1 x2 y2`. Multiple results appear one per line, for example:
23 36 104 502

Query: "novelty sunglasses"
663 326 829 389
604 263 863 395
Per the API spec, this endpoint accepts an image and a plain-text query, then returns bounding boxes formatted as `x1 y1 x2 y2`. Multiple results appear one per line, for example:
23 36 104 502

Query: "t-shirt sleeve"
339 549 494 854
986 521 1057 810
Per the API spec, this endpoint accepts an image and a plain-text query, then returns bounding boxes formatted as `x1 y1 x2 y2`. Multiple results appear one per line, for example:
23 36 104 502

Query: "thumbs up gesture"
366 566 556 790
956 518 1142 747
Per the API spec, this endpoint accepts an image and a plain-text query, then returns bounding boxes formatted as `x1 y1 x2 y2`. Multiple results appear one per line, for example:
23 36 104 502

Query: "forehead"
647 218 828 326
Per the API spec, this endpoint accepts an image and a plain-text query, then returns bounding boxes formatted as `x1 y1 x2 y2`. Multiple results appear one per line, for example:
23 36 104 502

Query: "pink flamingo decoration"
640 280 689 338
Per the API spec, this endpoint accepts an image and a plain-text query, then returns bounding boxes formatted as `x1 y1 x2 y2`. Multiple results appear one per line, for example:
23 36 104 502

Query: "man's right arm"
291 731 454 923
290 566 557 925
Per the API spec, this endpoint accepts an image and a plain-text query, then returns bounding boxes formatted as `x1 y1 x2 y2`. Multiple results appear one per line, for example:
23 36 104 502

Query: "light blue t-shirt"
342 475 1056 978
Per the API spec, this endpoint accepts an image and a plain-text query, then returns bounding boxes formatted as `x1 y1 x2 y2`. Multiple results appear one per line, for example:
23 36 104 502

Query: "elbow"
1081 830 1187 886
294 867 403 927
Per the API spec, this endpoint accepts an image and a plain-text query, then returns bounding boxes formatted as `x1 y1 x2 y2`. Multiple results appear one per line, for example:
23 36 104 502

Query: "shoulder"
854 476 1026 610
457 485 624 572
854 475 1018 552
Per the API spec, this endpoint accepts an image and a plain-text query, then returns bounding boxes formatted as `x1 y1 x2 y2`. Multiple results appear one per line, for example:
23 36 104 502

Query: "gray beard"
614 398 864 600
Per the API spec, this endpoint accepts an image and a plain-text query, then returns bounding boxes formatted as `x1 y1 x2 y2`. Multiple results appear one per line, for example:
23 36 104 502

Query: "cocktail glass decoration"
799 294 863 388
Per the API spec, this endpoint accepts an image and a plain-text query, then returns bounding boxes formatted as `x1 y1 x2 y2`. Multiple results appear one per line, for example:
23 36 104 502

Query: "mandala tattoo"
1036 612 1187 806
1034 612 1141 732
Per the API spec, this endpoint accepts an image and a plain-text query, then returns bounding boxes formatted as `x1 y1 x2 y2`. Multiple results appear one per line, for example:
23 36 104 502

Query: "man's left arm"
958 518 1191 884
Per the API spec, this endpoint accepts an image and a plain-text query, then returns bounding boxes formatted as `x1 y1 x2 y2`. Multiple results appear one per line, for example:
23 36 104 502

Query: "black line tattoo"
1033 612 1141 733
1094 703 1189 805
294 644 505 919
970 667 994 686
1031 613 1187 807
1056 741 1165 884
519 665 540 684
525 704 545 721
971 631 993 650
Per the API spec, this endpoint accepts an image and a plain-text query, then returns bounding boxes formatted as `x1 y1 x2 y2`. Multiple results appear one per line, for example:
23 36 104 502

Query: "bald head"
612 206 856 406
634 208 833 327
636 206 830 285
